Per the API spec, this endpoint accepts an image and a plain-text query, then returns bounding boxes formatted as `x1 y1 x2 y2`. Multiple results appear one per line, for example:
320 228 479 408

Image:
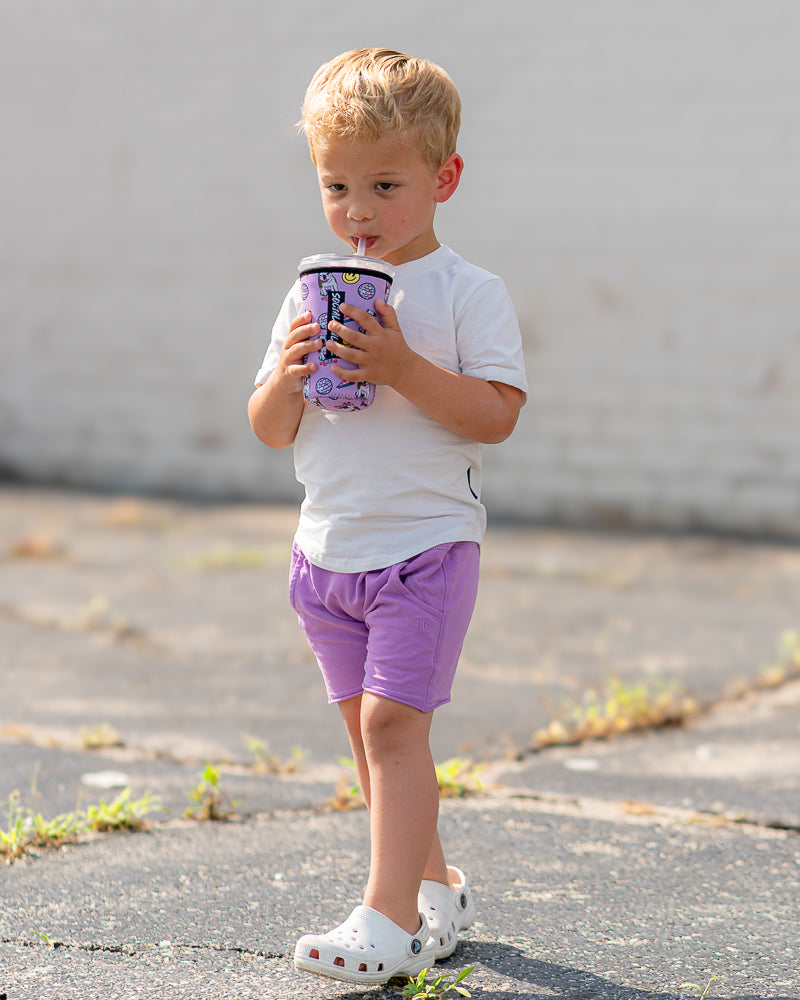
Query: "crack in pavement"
479 786 800 838
1 937 284 961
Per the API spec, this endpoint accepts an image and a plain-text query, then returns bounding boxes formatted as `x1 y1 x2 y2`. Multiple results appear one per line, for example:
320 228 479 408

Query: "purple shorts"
289 541 480 713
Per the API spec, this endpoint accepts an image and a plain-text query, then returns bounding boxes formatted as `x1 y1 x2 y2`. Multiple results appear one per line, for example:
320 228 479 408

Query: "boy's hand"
325 299 523 444
325 300 412 387
248 310 322 448
275 311 323 392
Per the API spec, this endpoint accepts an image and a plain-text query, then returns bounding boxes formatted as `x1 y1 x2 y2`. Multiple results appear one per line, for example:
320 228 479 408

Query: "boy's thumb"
375 298 396 321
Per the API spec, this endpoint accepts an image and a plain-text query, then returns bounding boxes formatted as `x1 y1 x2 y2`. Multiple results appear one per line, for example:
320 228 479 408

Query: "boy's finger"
339 301 374 325
288 322 320 345
330 362 367 383
289 309 313 329
374 299 396 322
324 337 360 361
328 321 366 343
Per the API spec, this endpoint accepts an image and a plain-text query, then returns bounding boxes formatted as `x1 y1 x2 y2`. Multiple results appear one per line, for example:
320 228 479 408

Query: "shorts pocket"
288 543 304 612
393 545 453 616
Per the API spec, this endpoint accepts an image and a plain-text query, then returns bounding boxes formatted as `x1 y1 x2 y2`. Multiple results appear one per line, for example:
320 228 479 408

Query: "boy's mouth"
351 236 376 253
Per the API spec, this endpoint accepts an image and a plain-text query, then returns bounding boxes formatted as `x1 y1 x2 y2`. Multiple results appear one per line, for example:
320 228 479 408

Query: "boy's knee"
364 693 408 726
361 694 429 752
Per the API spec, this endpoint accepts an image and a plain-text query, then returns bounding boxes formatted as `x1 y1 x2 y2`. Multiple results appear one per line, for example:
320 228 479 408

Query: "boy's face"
313 134 462 266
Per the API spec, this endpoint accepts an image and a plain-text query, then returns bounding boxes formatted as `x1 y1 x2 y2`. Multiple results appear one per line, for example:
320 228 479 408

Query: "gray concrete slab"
1 797 798 998
495 678 800 829
1 486 799 999
3 486 800 763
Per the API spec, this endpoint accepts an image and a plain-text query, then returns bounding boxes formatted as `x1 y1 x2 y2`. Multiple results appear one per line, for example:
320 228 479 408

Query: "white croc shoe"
418 866 476 960
294 905 436 985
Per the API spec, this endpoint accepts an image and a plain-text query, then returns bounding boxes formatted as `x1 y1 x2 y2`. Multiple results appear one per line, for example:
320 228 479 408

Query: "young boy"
248 48 528 985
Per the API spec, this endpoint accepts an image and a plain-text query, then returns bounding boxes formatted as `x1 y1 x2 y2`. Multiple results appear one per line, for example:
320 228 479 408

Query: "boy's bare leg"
338 693 450 933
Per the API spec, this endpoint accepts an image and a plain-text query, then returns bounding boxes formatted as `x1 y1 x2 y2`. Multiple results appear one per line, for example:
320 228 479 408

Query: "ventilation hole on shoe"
334 957 345 967
439 937 445 946
377 963 384 972
309 949 319 960
359 963 367 972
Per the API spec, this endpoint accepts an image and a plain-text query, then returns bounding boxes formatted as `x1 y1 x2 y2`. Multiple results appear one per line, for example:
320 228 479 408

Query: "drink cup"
298 254 394 411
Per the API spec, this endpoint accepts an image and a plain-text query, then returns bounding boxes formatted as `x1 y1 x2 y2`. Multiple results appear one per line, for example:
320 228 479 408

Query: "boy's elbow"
247 393 296 450
481 385 523 443
482 418 518 445
249 417 296 450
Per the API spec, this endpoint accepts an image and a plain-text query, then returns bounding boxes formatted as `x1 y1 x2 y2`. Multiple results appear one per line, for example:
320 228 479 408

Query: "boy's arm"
391 358 524 444
247 311 322 449
327 300 524 444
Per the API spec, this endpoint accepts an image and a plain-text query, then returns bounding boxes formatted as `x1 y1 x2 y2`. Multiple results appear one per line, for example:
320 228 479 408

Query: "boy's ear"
434 153 464 204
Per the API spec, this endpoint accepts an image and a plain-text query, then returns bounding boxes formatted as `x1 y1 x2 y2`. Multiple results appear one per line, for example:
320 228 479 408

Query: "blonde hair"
300 48 461 170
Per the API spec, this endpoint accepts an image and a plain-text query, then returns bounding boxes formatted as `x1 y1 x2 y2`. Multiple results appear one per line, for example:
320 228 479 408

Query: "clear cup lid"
298 253 395 282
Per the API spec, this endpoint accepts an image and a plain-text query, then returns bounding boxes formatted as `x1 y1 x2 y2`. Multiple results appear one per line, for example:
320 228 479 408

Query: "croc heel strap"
418 865 476 960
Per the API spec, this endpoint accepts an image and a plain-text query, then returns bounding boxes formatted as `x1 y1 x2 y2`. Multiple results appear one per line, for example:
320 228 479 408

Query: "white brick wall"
2 1 800 535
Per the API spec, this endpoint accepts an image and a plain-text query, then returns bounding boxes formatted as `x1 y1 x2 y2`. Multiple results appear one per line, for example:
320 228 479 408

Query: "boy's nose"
346 198 375 222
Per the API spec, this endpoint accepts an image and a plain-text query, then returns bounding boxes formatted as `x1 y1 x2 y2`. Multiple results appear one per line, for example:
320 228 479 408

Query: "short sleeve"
253 281 304 387
454 277 528 400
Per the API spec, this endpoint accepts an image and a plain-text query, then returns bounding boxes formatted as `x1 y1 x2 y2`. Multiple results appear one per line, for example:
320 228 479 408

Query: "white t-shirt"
255 244 528 572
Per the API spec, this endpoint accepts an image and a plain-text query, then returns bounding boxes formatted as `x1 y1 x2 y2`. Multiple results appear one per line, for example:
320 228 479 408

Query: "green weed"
680 976 721 999
84 789 160 832
245 736 305 774
401 965 475 998
758 629 800 688
31 930 59 947
1 788 161 864
60 594 130 634
435 758 485 798
27 808 84 846
0 792 28 862
80 722 124 750
329 757 366 811
532 675 699 750
184 764 240 821
329 756 485 810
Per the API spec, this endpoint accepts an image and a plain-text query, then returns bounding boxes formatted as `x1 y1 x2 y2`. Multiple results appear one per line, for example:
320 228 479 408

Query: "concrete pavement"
0 486 798 999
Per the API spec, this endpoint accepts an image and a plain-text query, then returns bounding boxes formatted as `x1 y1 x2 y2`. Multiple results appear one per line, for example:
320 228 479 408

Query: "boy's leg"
338 693 450 933
361 692 441 935
339 695 450 883
338 695 372 806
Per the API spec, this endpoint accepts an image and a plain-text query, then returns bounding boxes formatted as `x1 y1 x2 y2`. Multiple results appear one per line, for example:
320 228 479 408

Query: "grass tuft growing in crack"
328 757 366 811
329 756 485 811
680 976 722 999
84 789 160 832
757 629 800 689
184 764 241 821
1 788 162 865
400 965 475 998
245 735 306 774
80 722 124 750
435 758 485 798
531 675 699 751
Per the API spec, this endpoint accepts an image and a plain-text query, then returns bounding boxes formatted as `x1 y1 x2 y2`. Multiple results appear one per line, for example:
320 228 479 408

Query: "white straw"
357 238 367 256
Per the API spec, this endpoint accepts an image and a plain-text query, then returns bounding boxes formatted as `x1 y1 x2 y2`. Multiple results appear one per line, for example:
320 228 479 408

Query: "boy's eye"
376 182 396 192
328 183 347 193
